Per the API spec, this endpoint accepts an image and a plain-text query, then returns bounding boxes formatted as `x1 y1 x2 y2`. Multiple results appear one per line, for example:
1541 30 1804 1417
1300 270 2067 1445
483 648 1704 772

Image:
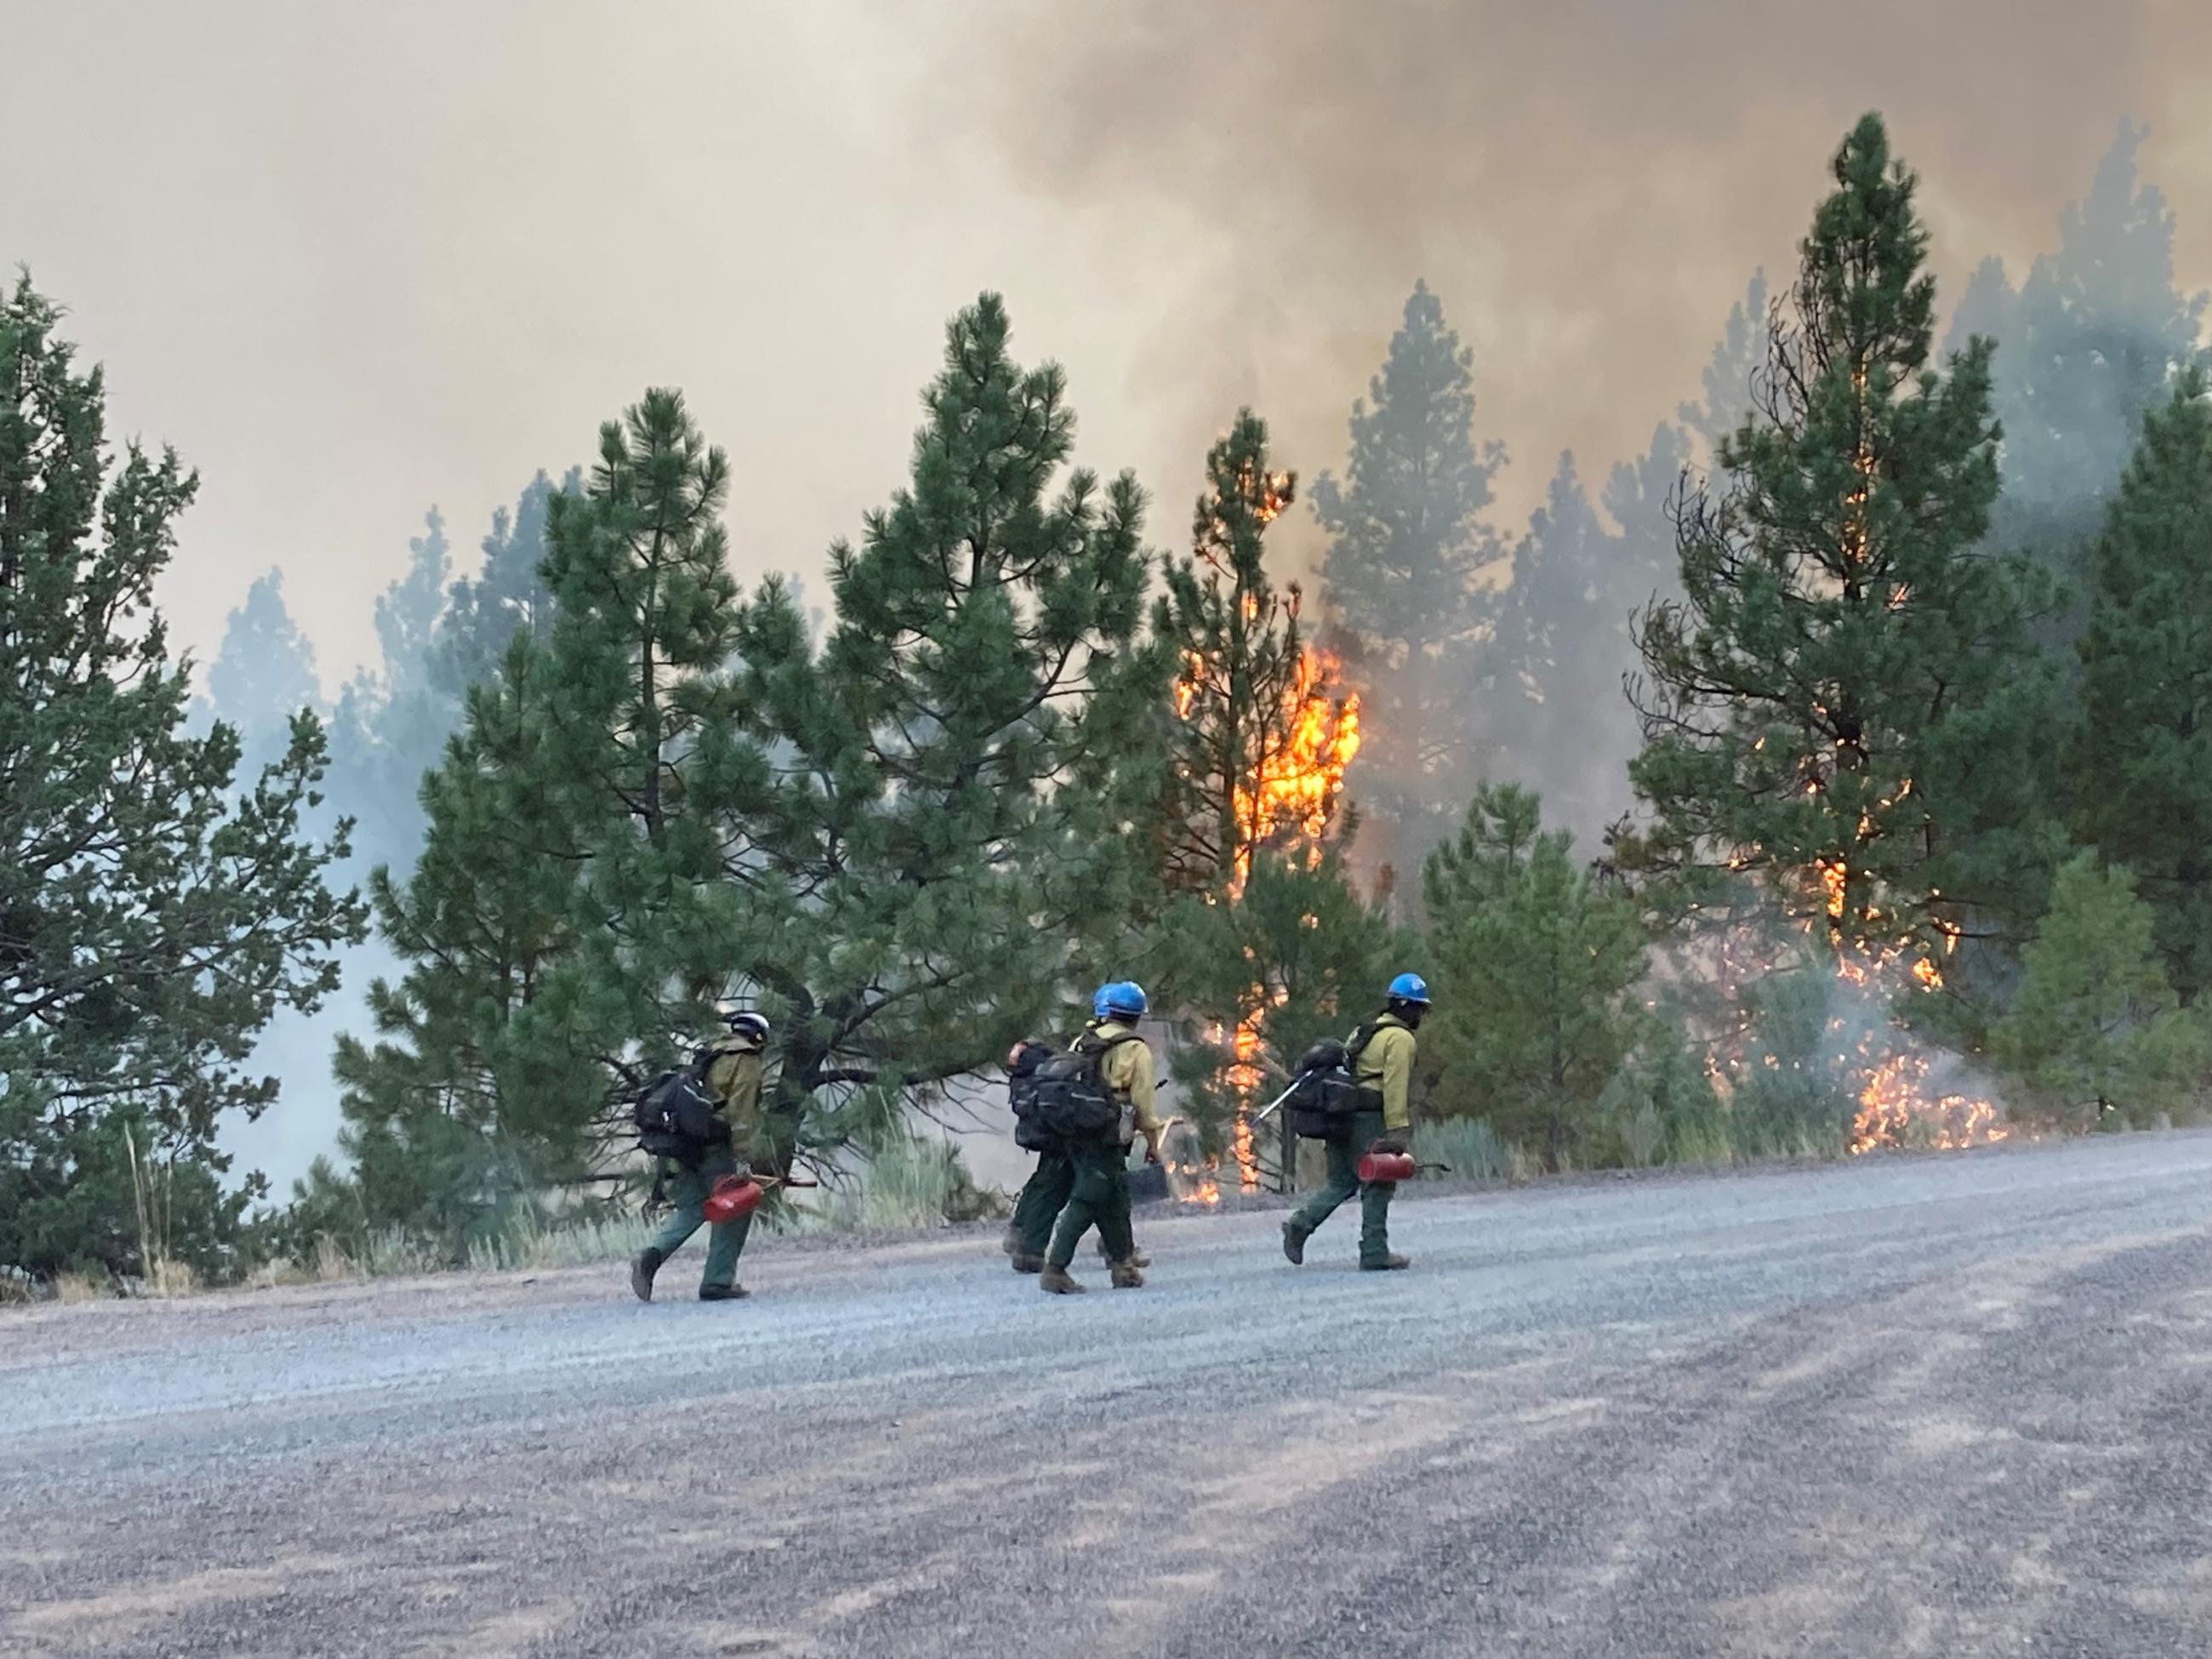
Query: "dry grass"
465 1211 655 1273
141 1259 200 1298
311 1234 356 1283
797 1136 978 1234
52 1270 110 1304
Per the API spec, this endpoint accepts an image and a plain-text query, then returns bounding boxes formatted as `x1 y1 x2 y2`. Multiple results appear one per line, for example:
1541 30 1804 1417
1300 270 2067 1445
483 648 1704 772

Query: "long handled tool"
1247 1077 1303 1129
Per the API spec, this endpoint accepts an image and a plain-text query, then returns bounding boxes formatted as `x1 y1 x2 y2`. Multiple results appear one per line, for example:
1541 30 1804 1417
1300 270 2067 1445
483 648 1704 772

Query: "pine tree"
1679 271 1770 458
374 509 449 702
1489 452 1657 843
326 477 570 882
1992 852 2209 1127
1313 281 1508 860
1422 783 1648 1168
1142 413 1380 1172
204 569 322 762
430 468 568 699
1154 411 1356 893
2072 368 2212 997
330 509 456 871
328 402 739 1240
504 391 742 1159
1626 114 2058 955
0 276 363 1281
717 294 1163 1151
331 637 589 1244
1972 120 2206 531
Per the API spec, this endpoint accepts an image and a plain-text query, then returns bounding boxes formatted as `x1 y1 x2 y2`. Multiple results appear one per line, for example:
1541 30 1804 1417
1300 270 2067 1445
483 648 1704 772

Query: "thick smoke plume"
939 0 2209 525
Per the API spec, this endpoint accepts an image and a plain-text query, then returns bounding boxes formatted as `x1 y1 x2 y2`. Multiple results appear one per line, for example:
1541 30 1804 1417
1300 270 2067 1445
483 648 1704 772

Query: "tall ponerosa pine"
1953 120 2205 534
331 638 588 1242
1155 411 1358 893
1626 114 2055 954
1490 446 1678 844
2072 368 2212 998
1146 413 1385 1174
204 569 322 766
1313 281 1507 859
333 401 736 1242
717 294 1162 1149
0 276 363 1280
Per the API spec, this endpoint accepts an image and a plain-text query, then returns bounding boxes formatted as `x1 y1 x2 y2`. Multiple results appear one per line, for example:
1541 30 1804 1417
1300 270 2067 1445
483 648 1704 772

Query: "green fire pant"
1046 1142 1136 1269
1286 1109 1396 1267
1012 1150 1076 1258
648 1145 750 1294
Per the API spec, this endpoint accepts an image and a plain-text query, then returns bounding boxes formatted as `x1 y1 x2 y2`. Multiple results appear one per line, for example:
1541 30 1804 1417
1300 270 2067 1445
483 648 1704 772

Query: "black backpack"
1008 1041 1060 1153
1285 1023 1384 1141
631 1046 727 1166
1028 1031 1143 1144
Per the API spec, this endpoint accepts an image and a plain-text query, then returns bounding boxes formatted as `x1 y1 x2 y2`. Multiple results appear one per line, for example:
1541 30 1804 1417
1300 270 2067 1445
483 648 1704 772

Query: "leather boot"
1039 1264 1086 1295
629 1246 664 1303
1109 1259 1146 1290
1096 1240 1151 1268
1281 1222 1306 1266
1360 1253 1412 1272
1010 1252 1046 1274
698 1284 750 1302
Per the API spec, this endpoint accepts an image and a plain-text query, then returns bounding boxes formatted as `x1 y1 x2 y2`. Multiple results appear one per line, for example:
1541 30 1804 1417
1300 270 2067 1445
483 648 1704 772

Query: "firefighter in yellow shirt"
1041 982 1164 1294
630 1010 770 1303
1282 973 1427 1272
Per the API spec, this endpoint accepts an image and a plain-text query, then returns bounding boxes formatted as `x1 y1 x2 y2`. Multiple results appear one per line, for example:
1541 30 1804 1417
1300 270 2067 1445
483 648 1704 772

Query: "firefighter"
1004 998 1155 1274
1003 1039 1070 1274
1041 981 1163 1294
630 1009 771 1303
1280 972 1427 1272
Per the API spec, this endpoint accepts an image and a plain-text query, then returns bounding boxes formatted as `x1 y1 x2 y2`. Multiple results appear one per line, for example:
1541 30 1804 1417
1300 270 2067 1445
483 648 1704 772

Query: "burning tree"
1622 113 2060 1150
1147 410 1382 1188
1154 411 1360 897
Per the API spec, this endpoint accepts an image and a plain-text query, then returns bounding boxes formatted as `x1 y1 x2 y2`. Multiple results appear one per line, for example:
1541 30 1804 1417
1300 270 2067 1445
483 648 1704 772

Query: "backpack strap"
1345 1023 1380 1068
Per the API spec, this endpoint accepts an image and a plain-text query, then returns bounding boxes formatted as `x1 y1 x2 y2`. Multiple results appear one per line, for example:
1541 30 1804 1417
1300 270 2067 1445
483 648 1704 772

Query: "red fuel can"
1356 1149 1417 1184
702 1175 764 1224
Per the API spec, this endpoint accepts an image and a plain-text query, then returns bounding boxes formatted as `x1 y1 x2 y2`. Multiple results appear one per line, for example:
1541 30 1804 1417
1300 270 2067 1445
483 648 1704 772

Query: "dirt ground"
7 1132 2212 1657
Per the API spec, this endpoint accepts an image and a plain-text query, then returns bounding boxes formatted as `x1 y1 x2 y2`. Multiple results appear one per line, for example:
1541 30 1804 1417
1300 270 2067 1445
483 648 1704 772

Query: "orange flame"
1226 648 1361 895
1850 1051 2006 1154
1171 640 1360 1194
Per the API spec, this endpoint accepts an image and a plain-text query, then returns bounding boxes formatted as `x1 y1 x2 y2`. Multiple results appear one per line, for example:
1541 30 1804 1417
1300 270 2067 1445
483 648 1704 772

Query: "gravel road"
6 1132 2212 1658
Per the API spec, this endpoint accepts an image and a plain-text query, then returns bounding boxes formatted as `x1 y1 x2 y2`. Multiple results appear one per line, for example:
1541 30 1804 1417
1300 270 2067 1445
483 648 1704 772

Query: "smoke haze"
5 0 2207 1187
6 2 2209 681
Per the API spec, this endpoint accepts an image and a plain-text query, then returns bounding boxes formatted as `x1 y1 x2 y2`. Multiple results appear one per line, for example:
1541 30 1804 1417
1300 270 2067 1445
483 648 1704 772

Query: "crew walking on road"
625 974 1434 1308
630 1009 772 1303
1281 973 1428 1273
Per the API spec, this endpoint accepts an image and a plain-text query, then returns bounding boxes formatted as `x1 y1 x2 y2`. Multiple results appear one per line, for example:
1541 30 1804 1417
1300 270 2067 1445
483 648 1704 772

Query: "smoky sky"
4 0 2209 674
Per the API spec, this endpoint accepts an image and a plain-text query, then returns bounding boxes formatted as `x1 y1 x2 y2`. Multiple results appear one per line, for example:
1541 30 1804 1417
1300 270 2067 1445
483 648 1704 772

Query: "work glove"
1367 1130 1410 1157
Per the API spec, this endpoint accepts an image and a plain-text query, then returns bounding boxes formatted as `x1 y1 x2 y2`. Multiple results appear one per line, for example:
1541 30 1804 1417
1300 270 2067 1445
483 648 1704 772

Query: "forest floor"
7 1130 2212 1657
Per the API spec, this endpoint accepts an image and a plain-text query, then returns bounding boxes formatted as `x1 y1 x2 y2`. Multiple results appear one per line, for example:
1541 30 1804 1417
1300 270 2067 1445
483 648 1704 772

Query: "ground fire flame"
1702 859 2009 1155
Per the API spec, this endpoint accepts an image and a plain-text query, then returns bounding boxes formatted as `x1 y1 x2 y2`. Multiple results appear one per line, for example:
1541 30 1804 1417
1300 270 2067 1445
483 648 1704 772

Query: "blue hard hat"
1387 972 1431 1006
1099 980 1149 1021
